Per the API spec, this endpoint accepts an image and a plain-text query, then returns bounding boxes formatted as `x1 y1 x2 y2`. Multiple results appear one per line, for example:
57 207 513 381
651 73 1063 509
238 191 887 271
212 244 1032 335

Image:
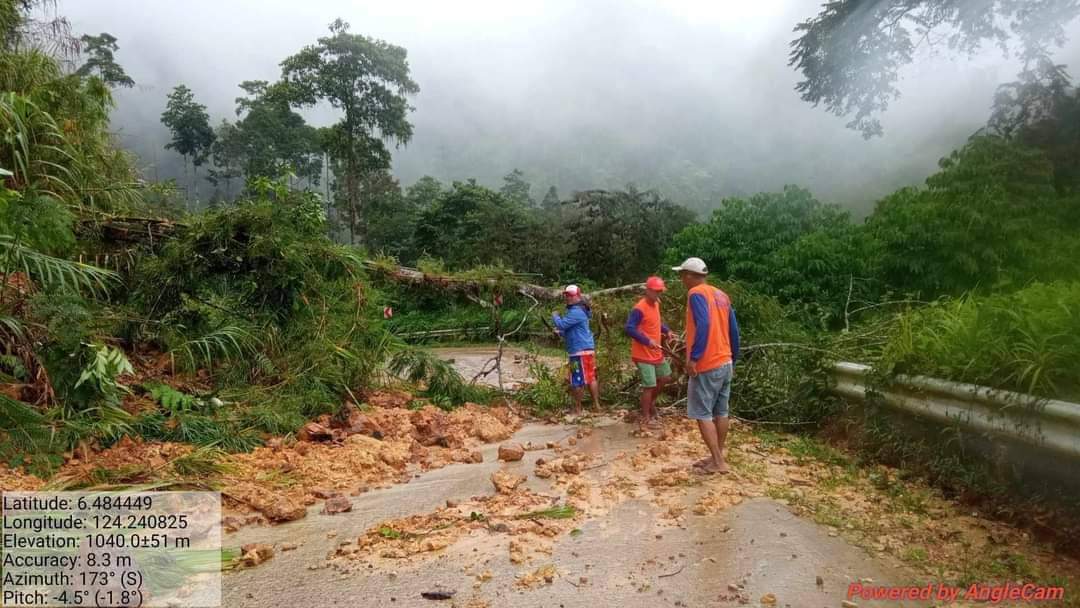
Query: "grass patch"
515 504 576 520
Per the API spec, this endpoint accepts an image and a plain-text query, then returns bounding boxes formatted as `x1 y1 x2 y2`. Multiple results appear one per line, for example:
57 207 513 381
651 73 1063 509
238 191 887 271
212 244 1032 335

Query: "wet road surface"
223 419 924 607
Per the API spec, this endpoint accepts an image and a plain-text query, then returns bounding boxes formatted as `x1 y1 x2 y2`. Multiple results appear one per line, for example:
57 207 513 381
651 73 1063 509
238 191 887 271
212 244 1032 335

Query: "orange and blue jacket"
686 284 740 373
625 298 670 363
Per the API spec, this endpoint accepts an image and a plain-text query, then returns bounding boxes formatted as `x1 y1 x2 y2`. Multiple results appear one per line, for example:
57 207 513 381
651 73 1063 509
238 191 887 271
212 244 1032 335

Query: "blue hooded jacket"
552 302 595 354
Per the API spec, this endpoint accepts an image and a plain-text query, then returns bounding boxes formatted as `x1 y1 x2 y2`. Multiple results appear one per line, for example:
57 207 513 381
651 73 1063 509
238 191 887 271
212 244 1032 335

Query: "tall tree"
161 84 215 204
500 168 533 206
75 32 133 88
230 80 322 185
789 0 1080 137
568 187 695 285
280 19 419 245
541 185 560 210
987 58 1080 194
208 119 244 200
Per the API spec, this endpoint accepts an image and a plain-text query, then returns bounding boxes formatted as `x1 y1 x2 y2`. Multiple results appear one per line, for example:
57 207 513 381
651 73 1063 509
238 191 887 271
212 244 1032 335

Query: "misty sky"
64 0 1080 213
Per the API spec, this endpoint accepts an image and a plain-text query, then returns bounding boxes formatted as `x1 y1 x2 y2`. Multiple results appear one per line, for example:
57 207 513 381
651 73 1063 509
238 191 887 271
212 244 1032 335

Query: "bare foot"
692 457 712 469
715 460 731 474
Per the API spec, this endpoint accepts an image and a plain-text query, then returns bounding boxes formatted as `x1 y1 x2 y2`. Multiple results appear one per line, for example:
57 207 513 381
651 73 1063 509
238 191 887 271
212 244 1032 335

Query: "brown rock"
446 499 459 508
298 422 332 442
568 437 577 446
649 444 671 458
222 516 244 533
491 470 526 494
561 460 581 475
322 495 352 515
509 539 526 564
240 543 274 567
310 487 339 500
546 442 557 449
469 450 483 463
476 417 512 443
280 542 299 552
259 497 306 522
266 437 283 451
346 414 384 438
498 444 525 462
294 442 309 455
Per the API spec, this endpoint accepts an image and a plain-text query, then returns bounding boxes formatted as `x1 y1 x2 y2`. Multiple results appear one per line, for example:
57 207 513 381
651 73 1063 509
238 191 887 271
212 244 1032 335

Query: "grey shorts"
687 362 732 420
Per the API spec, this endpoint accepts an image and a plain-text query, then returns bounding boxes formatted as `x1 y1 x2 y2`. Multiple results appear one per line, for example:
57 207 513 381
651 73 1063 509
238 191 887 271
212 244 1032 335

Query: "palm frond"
172 325 259 370
0 234 118 295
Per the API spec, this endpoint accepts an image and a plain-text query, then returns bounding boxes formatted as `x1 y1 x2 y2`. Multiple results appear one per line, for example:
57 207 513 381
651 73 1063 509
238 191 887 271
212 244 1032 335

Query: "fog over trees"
62 0 1080 214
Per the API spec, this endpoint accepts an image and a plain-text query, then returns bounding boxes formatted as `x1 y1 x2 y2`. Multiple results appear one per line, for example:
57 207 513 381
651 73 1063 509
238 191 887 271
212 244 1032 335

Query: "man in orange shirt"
672 257 741 474
624 276 672 431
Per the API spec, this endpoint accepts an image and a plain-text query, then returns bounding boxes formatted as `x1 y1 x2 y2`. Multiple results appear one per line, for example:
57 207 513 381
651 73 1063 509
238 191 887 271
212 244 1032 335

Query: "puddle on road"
431 346 563 389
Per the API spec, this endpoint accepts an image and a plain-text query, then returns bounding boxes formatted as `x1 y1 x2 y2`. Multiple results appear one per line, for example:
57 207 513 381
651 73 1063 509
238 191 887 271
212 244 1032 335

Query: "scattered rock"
491 470 526 494
546 442 557 449
509 539 526 564
222 515 244 532
568 437 577 446
297 422 332 442
257 497 306 522
760 593 777 605
816 575 824 586
498 444 525 461
310 487 339 500
446 499 459 508
420 590 456 600
240 543 274 567
561 460 581 475
280 542 299 552
469 451 483 463
322 495 352 515
649 444 670 457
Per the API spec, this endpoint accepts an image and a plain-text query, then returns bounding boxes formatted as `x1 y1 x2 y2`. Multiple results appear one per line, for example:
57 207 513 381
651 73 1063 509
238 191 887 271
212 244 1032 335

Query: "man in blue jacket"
552 285 599 417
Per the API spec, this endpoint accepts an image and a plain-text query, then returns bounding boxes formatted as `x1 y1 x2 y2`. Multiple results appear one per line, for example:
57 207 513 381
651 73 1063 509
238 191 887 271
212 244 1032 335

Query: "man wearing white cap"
552 285 600 417
672 257 741 474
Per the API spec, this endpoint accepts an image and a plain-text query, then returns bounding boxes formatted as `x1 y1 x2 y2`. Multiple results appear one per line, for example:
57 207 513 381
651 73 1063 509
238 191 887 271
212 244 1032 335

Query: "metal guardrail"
831 362 1080 460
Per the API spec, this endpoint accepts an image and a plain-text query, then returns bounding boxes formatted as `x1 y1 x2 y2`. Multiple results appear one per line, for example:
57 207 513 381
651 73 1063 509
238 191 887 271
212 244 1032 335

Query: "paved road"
223 421 923 607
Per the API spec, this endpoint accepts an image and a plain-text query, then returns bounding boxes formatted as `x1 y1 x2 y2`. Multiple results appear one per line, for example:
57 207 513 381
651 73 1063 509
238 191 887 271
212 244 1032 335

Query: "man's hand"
648 339 661 349
685 360 698 377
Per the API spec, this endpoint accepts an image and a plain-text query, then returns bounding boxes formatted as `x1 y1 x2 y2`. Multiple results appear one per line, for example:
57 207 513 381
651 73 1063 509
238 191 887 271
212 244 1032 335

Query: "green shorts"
635 359 672 388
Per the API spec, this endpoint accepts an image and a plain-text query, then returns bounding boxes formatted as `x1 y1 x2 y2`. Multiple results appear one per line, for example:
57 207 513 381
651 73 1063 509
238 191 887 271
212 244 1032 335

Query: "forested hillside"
2 3 1080 593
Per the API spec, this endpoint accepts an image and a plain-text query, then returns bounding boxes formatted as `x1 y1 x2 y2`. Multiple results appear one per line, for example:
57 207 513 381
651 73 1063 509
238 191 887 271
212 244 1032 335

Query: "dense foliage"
877 282 1080 401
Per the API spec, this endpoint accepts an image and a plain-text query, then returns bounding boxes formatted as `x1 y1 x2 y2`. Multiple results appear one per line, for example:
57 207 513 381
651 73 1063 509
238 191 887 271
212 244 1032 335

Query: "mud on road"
223 415 1079 607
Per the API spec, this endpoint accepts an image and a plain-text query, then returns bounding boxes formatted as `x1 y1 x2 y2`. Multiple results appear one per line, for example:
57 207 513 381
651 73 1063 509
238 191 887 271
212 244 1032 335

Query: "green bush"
666 185 874 325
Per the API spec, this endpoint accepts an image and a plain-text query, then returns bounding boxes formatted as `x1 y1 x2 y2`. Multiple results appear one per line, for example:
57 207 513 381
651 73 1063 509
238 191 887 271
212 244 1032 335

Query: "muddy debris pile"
221 392 520 527
341 486 579 561
53 436 194 484
0 464 43 491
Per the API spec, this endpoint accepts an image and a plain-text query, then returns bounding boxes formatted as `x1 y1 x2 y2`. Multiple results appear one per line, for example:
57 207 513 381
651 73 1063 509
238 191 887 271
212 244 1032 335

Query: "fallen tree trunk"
363 261 646 302
82 217 650 301
76 217 183 246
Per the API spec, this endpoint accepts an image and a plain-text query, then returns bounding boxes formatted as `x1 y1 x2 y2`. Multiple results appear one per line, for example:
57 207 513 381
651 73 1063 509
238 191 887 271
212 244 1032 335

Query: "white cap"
563 284 581 296
672 257 708 275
